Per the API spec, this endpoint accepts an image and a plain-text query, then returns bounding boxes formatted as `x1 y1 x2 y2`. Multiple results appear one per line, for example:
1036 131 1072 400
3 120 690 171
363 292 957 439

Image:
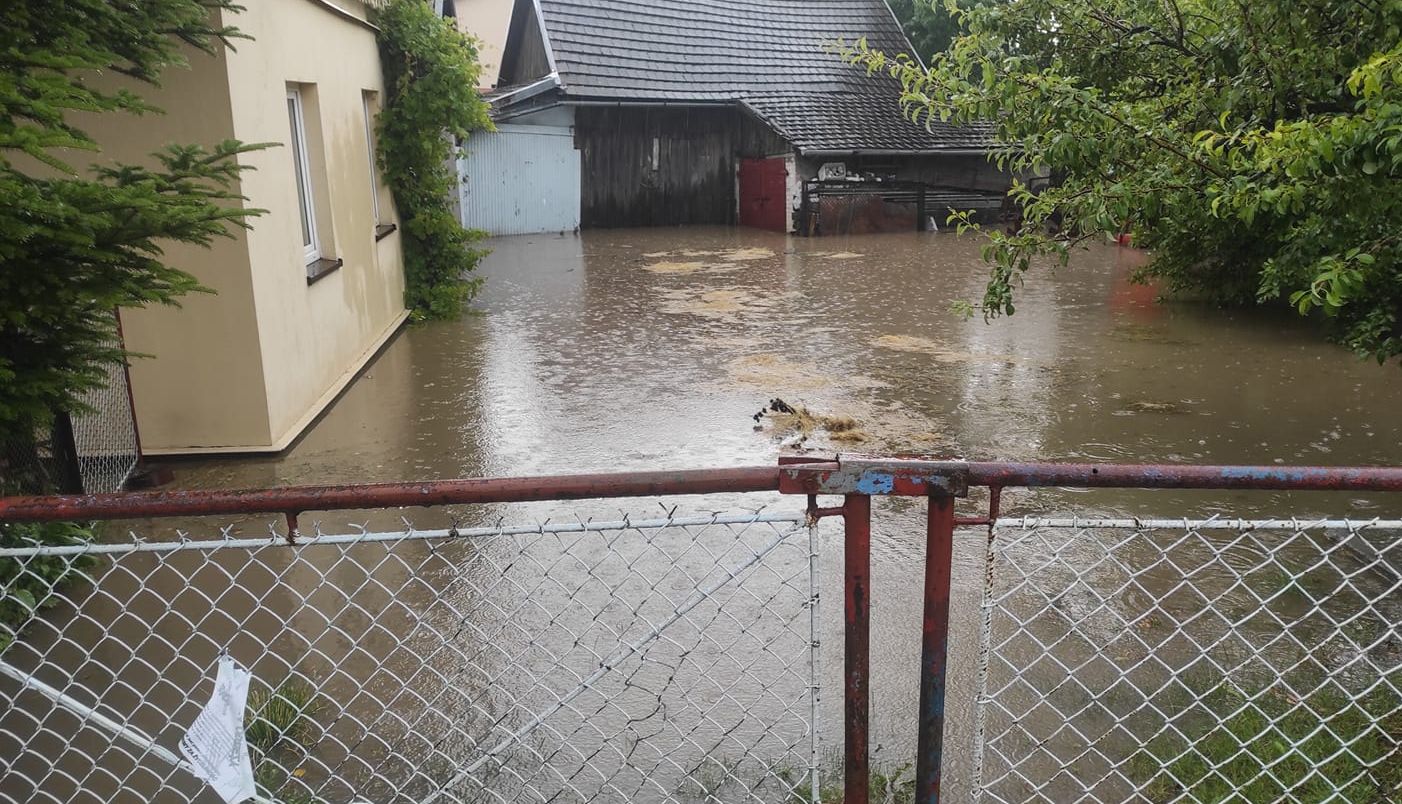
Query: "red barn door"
738 157 788 232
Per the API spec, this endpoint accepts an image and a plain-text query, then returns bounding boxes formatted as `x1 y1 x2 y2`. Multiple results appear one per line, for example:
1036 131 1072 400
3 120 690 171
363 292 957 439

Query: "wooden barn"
460 0 1005 235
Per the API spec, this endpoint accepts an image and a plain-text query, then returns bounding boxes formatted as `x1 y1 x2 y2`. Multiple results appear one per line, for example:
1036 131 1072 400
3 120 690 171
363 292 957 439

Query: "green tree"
851 0 1402 363
887 0 971 61
372 0 493 320
0 0 263 647
0 0 263 466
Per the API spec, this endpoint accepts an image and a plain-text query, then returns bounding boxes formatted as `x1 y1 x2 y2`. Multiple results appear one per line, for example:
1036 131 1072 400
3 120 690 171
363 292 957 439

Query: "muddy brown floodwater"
14 228 1402 802
168 226 1402 507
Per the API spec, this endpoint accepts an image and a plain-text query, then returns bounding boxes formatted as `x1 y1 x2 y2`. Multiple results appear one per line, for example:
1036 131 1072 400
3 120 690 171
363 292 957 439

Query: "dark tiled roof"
533 0 991 153
744 93 993 153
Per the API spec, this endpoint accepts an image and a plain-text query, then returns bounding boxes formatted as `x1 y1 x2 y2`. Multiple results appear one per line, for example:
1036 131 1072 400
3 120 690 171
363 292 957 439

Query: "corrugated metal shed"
459 123 581 235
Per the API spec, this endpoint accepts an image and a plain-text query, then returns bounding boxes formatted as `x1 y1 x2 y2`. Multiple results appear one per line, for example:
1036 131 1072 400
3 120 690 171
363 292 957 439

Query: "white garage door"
458 124 581 236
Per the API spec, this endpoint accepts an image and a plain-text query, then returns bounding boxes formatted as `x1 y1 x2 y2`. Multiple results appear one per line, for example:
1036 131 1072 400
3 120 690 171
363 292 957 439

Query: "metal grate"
976 517 1402 803
0 511 819 804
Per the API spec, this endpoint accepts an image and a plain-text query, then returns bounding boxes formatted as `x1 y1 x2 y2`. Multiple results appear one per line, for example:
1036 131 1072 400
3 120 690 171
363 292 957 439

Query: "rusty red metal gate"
739 156 788 232
3 457 1402 803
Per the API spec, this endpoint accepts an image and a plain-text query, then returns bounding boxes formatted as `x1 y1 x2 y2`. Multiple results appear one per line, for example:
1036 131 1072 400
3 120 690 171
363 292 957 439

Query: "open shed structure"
461 0 1006 235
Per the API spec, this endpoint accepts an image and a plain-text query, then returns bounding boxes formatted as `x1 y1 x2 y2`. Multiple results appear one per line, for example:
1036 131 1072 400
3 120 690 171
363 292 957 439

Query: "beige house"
90 0 408 454
444 0 515 89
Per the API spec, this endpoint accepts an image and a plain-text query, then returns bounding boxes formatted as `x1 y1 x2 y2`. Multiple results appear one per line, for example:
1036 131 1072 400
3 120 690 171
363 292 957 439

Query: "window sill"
306 257 343 285
374 223 397 241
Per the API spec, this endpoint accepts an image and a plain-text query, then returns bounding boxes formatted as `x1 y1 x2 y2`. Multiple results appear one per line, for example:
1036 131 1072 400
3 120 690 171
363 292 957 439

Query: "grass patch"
782 763 915 803
253 763 316 804
246 678 320 804
245 679 320 756
1129 680 1402 802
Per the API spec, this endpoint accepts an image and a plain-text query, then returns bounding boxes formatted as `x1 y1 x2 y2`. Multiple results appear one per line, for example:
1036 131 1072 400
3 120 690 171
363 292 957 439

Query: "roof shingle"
526 0 991 153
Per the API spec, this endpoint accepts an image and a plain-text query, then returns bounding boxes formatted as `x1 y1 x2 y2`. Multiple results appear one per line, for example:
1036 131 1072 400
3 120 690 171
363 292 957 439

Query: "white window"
286 88 320 264
362 92 383 225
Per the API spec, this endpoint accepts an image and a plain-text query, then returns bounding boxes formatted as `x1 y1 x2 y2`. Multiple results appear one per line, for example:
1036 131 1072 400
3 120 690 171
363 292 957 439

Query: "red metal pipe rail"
0 466 781 523
961 461 1402 490
777 457 1402 496
5 459 1402 524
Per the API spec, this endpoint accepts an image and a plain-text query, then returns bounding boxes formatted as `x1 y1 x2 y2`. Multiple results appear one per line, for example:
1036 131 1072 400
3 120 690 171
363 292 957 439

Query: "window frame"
286 87 321 265
362 91 383 226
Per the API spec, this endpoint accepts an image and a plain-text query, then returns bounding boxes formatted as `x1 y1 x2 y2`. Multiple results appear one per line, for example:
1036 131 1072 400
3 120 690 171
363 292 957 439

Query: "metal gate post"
916 493 956 803
843 493 872 804
778 456 970 804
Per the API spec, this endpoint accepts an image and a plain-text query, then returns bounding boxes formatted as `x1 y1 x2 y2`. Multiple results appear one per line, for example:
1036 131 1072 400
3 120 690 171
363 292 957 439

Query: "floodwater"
9 227 1402 802
170 226 1402 515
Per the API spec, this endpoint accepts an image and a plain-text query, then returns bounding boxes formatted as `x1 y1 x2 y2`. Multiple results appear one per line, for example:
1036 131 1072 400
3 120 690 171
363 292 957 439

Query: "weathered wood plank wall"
574 106 789 228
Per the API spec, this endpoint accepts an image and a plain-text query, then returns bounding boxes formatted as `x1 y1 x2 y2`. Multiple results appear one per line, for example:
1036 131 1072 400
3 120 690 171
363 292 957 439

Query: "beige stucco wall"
66 27 275 452
454 0 516 88
223 0 407 451
69 0 407 454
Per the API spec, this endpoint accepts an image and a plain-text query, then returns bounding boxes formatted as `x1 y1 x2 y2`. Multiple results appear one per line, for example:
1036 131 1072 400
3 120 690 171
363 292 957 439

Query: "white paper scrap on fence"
178 656 257 804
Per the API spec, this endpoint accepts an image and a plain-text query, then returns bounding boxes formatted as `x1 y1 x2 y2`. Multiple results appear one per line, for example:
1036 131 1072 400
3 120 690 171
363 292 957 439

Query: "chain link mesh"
67 330 139 494
0 313 137 496
975 517 1402 803
0 511 818 803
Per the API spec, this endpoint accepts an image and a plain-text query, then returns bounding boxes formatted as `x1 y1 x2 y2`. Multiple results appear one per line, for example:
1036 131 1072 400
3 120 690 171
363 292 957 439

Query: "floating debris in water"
644 261 707 273
727 354 826 389
873 334 1020 364
643 247 771 262
642 260 740 275
658 288 761 318
751 397 796 421
1119 400 1189 414
754 398 869 446
727 354 886 391
719 247 775 261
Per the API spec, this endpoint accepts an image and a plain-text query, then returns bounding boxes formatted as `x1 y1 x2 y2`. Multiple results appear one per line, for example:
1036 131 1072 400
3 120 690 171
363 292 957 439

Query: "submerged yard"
4 228 1399 802
170 226 1402 505
141 227 1402 799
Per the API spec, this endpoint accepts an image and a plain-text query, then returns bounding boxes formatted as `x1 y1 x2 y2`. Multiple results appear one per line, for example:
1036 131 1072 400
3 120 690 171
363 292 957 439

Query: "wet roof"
522 0 991 153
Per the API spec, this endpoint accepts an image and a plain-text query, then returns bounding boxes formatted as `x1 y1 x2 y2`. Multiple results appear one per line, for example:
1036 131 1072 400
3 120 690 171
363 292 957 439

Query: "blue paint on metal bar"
1218 466 1336 483
855 472 894 495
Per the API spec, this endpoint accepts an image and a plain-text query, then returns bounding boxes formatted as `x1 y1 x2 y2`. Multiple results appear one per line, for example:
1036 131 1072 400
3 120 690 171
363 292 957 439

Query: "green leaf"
371 0 491 320
11 590 36 612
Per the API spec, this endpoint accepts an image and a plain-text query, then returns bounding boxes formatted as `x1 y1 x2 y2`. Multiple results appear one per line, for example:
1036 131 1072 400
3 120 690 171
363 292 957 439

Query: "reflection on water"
46 228 1402 800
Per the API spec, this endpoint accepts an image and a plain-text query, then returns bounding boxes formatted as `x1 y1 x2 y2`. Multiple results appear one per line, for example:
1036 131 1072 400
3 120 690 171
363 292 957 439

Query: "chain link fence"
0 311 138 496
0 510 819 804
975 517 1402 803
67 343 140 495
4 458 1402 803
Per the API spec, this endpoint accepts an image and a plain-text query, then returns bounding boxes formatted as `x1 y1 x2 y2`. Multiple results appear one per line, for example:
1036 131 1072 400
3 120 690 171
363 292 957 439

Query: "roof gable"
537 0 912 100
500 0 991 153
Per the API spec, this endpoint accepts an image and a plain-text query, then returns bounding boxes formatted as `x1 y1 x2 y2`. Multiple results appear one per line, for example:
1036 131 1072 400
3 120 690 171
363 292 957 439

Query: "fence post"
843 493 872 804
916 493 956 803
